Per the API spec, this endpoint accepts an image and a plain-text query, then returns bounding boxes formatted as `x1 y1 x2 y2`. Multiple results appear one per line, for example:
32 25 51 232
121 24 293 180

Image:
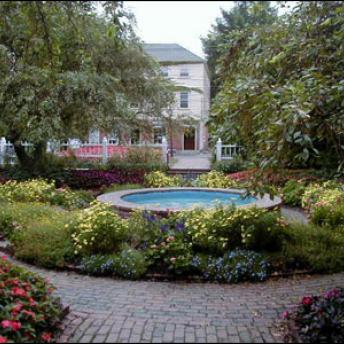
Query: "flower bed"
0 256 66 343
283 288 344 343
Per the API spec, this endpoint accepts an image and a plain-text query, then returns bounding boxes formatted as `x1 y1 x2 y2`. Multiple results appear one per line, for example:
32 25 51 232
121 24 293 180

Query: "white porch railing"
0 137 169 166
215 138 241 161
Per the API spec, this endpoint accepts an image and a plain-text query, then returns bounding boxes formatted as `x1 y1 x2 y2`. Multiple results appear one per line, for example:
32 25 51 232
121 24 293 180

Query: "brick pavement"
6 258 344 343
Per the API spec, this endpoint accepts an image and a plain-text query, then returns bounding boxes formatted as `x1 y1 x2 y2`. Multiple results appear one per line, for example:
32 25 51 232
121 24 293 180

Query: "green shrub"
79 254 117 276
178 206 286 254
0 256 65 343
144 171 183 187
212 156 249 174
0 202 62 238
283 288 344 343
191 250 270 283
79 250 148 279
127 210 161 248
70 201 128 256
301 181 344 211
146 235 193 274
311 203 344 227
195 171 237 188
282 179 307 207
283 223 344 273
114 249 148 280
7 204 73 268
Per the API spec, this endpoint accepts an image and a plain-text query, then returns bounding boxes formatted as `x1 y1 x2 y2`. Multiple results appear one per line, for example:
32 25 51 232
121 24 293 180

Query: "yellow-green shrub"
144 171 183 188
177 206 286 254
70 201 128 256
195 171 237 188
0 179 93 209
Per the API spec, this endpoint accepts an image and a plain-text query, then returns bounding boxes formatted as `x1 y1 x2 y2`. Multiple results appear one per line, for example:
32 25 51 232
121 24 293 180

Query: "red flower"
41 332 53 342
11 302 24 316
11 287 27 297
0 336 7 343
23 310 36 319
29 297 37 307
302 296 313 306
1 320 22 331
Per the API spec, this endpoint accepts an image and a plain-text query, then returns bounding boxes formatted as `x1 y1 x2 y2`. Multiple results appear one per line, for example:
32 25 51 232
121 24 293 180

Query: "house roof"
143 43 204 63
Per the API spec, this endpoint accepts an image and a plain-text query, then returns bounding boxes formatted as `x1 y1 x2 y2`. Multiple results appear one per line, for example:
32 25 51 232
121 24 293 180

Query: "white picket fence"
215 138 241 161
0 137 168 166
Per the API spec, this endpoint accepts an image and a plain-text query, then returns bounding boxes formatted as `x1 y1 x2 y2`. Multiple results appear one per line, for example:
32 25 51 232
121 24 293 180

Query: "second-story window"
180 92 189 108
161 66 168 77
180 68 189 77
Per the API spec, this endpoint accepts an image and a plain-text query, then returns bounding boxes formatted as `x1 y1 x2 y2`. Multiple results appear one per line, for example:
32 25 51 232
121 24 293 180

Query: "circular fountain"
97 187 282 216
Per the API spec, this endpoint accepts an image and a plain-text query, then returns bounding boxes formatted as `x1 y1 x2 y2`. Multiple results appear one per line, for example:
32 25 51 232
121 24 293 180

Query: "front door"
184 127 195 150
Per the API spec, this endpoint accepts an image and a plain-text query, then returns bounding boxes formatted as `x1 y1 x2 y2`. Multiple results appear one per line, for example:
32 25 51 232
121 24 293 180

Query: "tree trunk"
13 141 48 174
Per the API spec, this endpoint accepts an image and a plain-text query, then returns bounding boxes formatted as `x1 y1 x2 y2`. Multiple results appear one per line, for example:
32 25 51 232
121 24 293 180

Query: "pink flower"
1 320 22 332
0 336 8 343
170 257 177 263
23 310 36 319
301 296 313 306
11 302 24 315
166 236 175 242
1 255 7 261
29 297 37 307
41 332 52 342
282 311 290 319
11 287 27 297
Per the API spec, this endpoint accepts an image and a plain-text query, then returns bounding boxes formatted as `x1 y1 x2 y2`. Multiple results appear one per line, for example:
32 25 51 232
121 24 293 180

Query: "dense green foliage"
284 288 344 343
0 256 65 343
0 202 75 267
0 1 173 173
208 1 344 170
202 1 278 98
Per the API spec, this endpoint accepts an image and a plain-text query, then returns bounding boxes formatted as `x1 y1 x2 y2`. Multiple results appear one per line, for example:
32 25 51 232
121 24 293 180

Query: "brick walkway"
6 257 344 343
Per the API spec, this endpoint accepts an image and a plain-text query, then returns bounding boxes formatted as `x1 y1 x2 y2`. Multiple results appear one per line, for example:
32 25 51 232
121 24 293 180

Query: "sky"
123 1 234 58
123 1 296 59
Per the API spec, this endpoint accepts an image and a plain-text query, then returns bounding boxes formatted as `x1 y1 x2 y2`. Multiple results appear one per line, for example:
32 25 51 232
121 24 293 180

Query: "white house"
87 43 210 152
144 43 210 152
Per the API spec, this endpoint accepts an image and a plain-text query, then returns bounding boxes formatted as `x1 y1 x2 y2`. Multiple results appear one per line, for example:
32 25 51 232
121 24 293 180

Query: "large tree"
0 1 173 172
201 1 278 98
209 1 344 170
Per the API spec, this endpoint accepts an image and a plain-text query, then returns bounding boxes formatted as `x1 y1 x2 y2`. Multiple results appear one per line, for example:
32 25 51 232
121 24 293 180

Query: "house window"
161 67 168 77
131 129 140 145
180 92 189 108
153 127 165 144
180 68 189 77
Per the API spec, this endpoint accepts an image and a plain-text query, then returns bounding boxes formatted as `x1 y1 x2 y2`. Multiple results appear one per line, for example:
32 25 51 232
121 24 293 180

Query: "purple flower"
160 224 169 233
175 221 185 232
143 211 156 223
324 288 342 299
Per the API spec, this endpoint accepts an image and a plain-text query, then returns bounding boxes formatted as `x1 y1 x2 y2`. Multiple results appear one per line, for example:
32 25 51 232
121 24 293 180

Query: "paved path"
170 152 211 171
4 256 344 343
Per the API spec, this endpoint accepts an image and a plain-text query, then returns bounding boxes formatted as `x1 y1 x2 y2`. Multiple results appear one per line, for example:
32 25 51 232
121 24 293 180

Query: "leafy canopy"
208 1 344 171
0 1 173 144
